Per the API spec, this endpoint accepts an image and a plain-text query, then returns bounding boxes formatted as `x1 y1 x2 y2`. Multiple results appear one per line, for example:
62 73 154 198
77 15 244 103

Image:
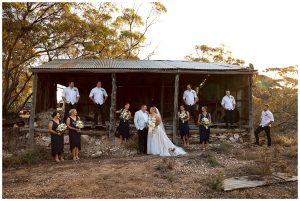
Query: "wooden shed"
28 59 257 144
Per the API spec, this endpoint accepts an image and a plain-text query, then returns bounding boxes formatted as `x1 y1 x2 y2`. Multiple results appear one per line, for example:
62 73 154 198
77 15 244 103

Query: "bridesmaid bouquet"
56 123 67 135
148 119 156 133
201 118 210 129
179 112 188 123
75 120 84 129
120 110 130 121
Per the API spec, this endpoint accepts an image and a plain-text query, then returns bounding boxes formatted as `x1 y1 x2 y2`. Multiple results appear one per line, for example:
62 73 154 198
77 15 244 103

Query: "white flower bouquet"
120 110 130 121
179 112 188 123
148 118 156 133
56 123 67 135
201 117 210 129
75 120 84 129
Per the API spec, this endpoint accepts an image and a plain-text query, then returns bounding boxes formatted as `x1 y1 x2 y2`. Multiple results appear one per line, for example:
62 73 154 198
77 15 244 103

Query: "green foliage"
3 146 51 168
185 44 245 65
253 66 298 131
124 134 139 150
2 2 167 115
207 173 224 191
207 155 220 167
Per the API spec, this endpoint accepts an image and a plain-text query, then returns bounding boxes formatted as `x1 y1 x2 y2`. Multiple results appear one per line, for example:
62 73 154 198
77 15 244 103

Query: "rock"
239 137 244 143
34 122 38 127
81 135 90 144
13 124 19 128
64 135 69 144
95 139 101 146
234 134 239 140
101 136 107 140
229 137 236 143
218 135 227 140
25 133 29 138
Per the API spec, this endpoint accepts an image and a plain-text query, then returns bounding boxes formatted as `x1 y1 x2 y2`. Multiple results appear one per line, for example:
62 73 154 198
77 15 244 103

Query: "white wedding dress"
147 108 186 156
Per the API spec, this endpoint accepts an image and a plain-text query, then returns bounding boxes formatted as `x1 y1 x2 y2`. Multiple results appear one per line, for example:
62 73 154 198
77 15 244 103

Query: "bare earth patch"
2 141 297 199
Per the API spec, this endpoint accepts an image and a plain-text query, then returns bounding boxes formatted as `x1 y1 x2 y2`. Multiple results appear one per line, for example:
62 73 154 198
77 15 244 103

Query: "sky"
135 0 300 71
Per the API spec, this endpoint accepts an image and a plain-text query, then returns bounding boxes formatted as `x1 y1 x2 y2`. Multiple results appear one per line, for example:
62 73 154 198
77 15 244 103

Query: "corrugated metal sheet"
31 59 249 71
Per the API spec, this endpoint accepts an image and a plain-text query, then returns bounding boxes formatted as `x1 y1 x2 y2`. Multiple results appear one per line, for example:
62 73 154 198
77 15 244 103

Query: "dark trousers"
255 126 271 146
64 103 76 123
138 128 148 154
94 103 106 125
225 109 234 127
186 104 197 124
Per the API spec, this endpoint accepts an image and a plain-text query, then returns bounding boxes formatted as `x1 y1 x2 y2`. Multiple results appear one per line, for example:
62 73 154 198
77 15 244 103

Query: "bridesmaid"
66 109 81 161
178 105 190 147
197 106 212 150
48 112 64 162
116 102 131 144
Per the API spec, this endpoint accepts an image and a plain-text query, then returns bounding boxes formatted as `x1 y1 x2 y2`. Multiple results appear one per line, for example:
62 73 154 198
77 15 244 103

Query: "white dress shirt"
62 87 80 105
134 110 149 130
260 110 274 127
221 95 236 110
89 87 108 105
183 90 197 105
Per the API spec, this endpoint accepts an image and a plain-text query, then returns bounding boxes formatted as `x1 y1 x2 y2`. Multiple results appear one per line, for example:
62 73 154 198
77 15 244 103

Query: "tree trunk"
248 74 254 141
172 74 180 144
28 73 38 148
109 73 117 141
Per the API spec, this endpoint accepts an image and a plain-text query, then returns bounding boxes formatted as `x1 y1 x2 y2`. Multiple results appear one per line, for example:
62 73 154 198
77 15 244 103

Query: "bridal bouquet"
148 118 156 133
201 117 210 129
56 123 67 135
75 120 84 129
179 112 188 123
120 110 130 121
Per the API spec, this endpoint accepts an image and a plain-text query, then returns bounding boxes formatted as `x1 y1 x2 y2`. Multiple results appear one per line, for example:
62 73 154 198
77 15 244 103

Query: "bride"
147 107 186 156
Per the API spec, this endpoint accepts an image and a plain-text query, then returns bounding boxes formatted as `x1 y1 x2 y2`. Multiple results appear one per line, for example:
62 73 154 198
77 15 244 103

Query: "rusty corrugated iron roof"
30 59 253 72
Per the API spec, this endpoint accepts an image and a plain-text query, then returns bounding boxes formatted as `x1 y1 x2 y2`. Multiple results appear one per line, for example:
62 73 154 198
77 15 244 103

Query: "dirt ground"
2 140 298 199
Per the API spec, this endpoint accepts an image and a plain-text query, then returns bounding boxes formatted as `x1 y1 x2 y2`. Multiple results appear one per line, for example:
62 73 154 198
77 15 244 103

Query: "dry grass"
3 146 51 168
155 158 176 182
206 172 224 191
124 134 139 150
235 149 257 161
273 134 297 147
210 142 233 154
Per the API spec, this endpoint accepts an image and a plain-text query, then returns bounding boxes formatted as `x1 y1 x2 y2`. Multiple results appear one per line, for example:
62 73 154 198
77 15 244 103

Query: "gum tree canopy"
2 2 167 116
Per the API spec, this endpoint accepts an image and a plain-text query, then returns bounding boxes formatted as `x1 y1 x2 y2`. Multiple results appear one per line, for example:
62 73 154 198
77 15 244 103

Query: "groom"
134 104 149 154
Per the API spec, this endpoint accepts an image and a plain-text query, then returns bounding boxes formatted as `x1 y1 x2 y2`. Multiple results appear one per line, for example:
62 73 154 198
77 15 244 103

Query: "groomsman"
254 104 274 147
221 89 236 128
89 81 108 128
62 81 80 123
183 84 198 125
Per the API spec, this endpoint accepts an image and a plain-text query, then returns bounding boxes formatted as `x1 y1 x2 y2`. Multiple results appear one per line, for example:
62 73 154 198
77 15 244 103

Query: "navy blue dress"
178 111 190 139
118 109 130 140
68 116 81 152
199 113 211 144
50 119 64 157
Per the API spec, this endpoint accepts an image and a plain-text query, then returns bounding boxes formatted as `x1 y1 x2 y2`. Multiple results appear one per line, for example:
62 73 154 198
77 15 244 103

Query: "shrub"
207 155 220 167
124 134 139 150
207 173 224 191
273 134 297 147
236 150 257 161
155 158 175 173
3 146 51 168
210 142 233 154
283 145 298 159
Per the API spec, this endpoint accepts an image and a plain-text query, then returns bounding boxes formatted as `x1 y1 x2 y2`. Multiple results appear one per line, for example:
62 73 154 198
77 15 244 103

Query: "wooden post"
248 74 254 140
28 73 38 148
109 73 117 141
172 74 180 144
160 80 164 118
